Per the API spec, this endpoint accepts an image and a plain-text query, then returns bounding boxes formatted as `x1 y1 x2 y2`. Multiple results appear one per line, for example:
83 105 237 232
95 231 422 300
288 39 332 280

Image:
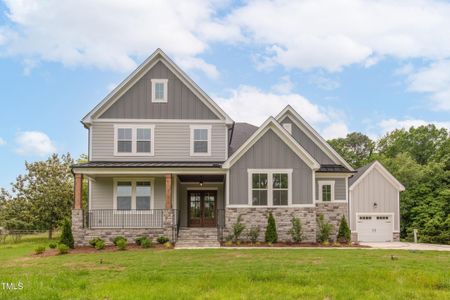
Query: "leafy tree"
328 132 375 168
337 216 351 243
265 212 278 243
59 218 74 248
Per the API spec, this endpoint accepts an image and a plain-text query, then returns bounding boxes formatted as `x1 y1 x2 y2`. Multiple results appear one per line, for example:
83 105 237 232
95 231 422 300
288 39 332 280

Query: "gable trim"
82 49 233 126
275 105 354 171
222 117 320 170
349 161 405 191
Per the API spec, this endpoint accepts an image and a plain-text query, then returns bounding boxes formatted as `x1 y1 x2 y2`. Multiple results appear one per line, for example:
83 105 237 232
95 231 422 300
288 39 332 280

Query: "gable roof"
82 49 233 126
222 117 320 170
228 122 258 156
349 160 405 191
275 105 354 171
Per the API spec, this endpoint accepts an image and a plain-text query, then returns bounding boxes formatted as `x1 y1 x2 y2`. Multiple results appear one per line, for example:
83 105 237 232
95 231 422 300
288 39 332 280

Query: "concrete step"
175 227 220 248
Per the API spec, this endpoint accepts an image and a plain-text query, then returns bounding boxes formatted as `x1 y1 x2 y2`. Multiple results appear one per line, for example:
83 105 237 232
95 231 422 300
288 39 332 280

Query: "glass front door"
188 191 217 227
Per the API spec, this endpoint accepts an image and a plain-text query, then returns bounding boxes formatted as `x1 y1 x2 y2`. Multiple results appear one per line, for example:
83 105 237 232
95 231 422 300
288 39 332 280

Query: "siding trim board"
349 161 405 191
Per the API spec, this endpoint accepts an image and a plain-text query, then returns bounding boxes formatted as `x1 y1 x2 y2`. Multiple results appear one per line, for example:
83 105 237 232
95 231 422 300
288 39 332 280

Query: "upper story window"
151 79 168 103
190 125 211 156
282 123 292 134
248 169 292 206
114 125 154 156
318 181 335 202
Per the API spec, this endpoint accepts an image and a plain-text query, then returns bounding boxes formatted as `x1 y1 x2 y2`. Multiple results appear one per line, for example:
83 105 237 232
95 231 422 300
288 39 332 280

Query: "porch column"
165 174 172 209
74 173 83 209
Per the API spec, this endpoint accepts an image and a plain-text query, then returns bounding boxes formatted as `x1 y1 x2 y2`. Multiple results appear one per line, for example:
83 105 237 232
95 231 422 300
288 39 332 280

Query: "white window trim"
190 125 212 156
151 79 168 103
114 124 155 156
247 169 293 207
282 123 292 134
113 178 155 211
318 180 335 202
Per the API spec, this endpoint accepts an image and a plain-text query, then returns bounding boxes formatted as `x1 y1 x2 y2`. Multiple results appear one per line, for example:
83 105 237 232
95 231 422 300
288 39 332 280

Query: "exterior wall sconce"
373 202 378 209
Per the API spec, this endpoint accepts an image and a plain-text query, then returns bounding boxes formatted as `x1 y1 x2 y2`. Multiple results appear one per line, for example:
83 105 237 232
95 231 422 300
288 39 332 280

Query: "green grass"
0 234 449 299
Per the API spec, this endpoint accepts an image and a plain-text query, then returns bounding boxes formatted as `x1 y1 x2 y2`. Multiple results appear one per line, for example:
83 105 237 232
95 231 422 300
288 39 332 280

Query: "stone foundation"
315 202 348 242
225 207 316 242
393 232 400 241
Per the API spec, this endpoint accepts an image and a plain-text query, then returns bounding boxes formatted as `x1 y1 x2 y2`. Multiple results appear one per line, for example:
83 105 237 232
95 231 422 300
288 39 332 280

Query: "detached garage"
349 161 405 242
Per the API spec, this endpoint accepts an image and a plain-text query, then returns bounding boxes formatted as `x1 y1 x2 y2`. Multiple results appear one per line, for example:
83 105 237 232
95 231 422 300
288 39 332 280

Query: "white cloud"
379 118 450 134
321 122 350 140
271 76 293 94
0 137 6 146
15 131 56 156
309 74 340 90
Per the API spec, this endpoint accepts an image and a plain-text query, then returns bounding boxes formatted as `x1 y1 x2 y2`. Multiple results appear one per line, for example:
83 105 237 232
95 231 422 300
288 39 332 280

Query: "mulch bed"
221 242 369 248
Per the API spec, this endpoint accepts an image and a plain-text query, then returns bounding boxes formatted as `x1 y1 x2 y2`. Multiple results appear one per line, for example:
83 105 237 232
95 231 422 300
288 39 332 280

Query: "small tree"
265 212 278 243
317 214 333 243
59 219 74 249
247 225 260 244
232 215 246 242
288 216 303 243
337 216 351 243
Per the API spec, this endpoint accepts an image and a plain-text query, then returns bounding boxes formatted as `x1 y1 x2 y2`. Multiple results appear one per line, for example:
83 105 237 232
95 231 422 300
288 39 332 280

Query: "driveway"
360 242 450 251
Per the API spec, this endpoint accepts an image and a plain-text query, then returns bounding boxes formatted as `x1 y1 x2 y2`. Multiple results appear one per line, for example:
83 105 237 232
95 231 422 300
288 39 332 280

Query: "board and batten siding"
91 122 227 161
280 116 334 164
229 129 313 205
349 168 400 231
90 177 166 209
315 178 347 200
99 61 219 120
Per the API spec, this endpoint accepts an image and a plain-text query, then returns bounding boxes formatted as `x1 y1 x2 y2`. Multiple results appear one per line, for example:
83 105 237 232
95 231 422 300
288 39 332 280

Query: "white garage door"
357 214 393 242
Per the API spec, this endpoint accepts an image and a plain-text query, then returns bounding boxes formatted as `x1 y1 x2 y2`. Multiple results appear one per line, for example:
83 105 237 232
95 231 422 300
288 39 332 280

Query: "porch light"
199 181 203 187
373 202 378 209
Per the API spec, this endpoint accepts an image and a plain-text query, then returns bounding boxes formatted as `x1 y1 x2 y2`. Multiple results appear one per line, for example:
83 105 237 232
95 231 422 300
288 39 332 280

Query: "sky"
0 0 450 189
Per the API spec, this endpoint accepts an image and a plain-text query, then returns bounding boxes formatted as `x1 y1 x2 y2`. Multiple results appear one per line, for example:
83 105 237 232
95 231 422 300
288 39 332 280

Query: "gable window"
114 179 153 210
151 79 168 103
114 125 154 156
248 169 292 206
318 181 335 202
190 125 211 156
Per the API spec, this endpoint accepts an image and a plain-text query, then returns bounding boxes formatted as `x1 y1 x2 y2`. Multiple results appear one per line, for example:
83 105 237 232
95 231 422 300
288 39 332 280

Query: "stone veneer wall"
315 202 348 242
224 207 316 242
72 209 173 246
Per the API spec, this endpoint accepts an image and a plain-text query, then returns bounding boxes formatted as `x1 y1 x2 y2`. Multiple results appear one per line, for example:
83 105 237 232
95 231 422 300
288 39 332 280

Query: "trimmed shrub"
288 216 304 243
34 245 46 255
163 242 173 249
112 236 127 246
232 215 246 242
116 239 127 251
247 225 260 244
48 242 57 249
141 238 152 248
135 236 146 246
59 219 74 249
89 237 103 248
317 214 333 243
337 216 351 243
265 212 278 243
57 243 69 255
95 240 105 250
156 236 170 244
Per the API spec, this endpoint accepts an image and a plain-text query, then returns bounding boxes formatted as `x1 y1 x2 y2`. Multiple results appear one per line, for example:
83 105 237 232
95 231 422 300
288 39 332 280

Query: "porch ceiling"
178 174 225 183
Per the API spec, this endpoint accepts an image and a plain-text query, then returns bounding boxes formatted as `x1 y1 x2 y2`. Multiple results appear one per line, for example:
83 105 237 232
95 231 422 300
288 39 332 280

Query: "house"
71 49 403 247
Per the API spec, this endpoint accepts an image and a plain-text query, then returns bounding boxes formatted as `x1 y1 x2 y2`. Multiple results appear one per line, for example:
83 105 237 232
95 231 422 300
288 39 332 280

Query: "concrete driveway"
360 242 450 251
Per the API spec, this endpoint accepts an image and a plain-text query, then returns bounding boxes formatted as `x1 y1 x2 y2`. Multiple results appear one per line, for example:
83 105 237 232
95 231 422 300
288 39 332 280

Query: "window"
282 123 292 134
151 79 168 103
114 125 154 156
248 170 292 206
359 216 372 220
318 181 335 202
190 125 211 156
114 179 153 210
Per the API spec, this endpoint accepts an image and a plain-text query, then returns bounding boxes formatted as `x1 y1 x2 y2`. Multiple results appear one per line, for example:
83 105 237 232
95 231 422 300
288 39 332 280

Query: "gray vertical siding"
91 122 227 161
99 61 219 120
280 116 334 164
349 168 400 231
315 178 347 200
229 129 313 205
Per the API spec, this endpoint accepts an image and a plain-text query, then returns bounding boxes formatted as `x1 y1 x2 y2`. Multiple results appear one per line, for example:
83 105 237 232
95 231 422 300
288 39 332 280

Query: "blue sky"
1 0 450 189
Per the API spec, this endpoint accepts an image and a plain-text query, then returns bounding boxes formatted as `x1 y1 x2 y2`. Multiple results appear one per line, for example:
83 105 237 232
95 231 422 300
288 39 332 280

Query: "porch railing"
85 209 165 229
216 209 225 242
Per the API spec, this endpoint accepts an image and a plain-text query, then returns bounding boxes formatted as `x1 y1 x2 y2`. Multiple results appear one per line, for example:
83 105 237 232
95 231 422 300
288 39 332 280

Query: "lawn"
0 234 449 300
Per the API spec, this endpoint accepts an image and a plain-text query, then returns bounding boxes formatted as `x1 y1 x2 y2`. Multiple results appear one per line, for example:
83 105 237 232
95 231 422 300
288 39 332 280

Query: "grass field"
0 234 449 300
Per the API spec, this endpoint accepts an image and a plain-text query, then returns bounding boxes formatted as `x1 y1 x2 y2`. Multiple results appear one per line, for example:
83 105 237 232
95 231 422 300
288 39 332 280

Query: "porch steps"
175 227 221 248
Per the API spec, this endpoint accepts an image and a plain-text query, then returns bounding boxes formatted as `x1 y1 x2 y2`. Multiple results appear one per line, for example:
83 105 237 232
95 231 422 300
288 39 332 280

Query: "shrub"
89 237 103 248
57 243 69 255
59 219 74 249
265 212 278 243
232 215 246 242
337 216 351 243
317 214 333 243
34 245 46 255
116 239 127 250
156 236 170 244
135 236 146 246
112 236 127 246
141 238 152 248
247 225 260 244
225 234 234 242
224 240 233 246
288 216 304 243
95 240 105 250
48 242 57 249
163 242 173 249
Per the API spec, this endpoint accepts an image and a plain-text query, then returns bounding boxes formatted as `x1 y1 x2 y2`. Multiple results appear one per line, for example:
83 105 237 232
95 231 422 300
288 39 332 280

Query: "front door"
188 190 217 227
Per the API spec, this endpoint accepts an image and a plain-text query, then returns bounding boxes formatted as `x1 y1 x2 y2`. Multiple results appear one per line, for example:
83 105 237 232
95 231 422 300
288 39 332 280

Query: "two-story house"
72 49 404 247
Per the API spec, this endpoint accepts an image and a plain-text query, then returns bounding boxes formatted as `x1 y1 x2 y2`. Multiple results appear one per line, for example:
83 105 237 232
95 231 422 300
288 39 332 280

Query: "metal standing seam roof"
72 161 224 168
317 164 355 173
